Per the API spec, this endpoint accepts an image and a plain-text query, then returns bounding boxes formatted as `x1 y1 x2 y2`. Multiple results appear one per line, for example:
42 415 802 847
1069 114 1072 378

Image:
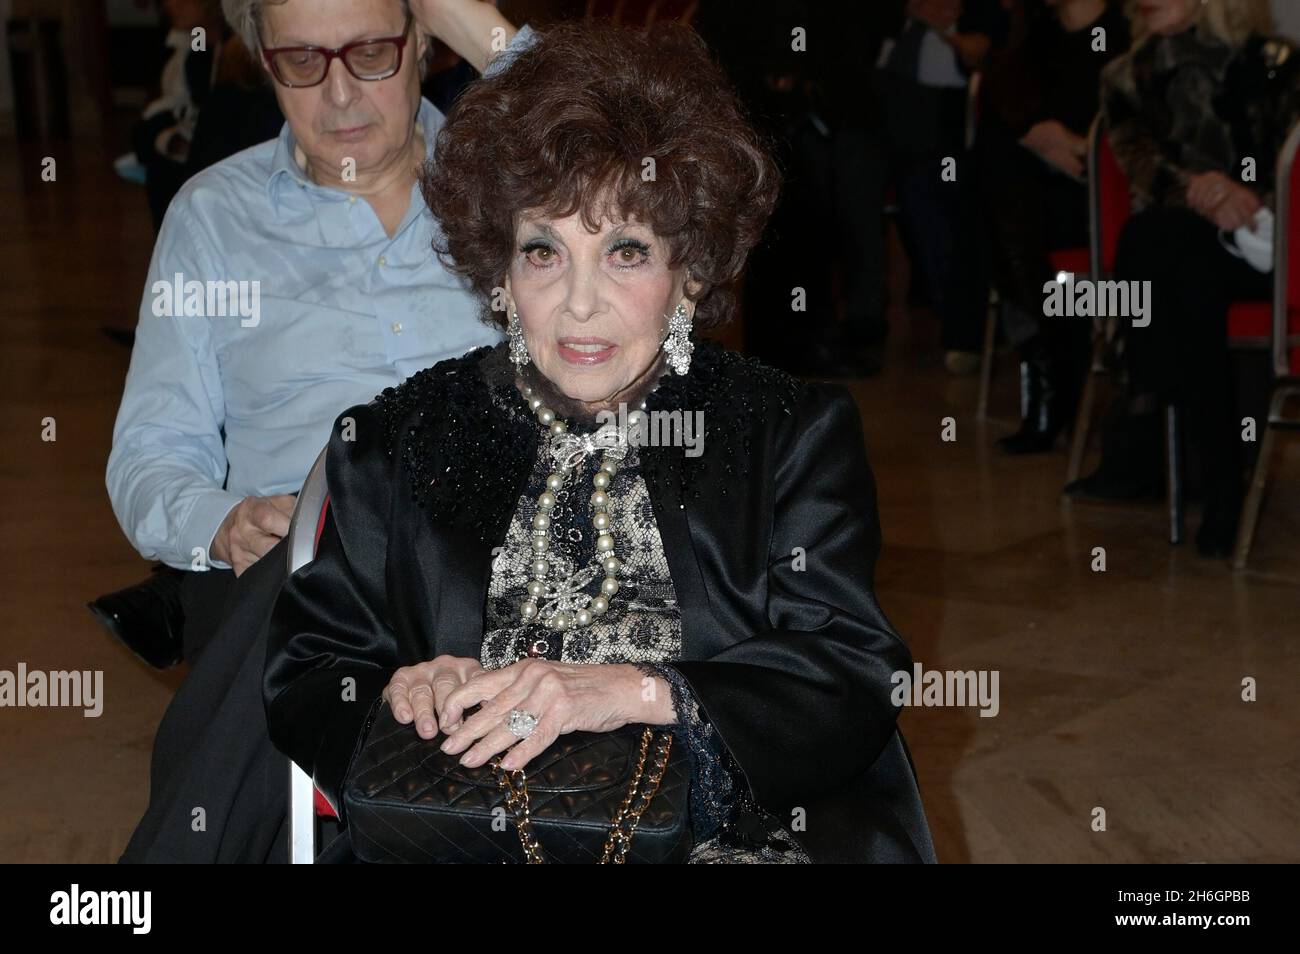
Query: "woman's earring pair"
508 308 530 368
662 301 694 375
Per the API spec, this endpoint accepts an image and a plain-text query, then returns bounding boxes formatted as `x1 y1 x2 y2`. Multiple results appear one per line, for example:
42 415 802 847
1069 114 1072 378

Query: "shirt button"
378 255 387 266
391 322 403 335
347 195 357 204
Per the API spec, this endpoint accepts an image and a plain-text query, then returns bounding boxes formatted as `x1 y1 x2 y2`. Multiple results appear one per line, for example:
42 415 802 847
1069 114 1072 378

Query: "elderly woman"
1066 0 1300 557
265 21 935 863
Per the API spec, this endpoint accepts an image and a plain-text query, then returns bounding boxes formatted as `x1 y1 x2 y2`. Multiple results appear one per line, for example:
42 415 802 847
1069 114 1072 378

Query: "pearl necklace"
515 381 649 637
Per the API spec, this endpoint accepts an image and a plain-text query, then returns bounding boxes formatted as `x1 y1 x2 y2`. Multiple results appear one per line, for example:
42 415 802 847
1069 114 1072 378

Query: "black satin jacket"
264 341 936 863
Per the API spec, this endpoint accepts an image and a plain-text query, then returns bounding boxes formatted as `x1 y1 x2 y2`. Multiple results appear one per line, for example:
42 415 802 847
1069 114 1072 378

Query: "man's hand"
209 494 296 576
410 0 517 74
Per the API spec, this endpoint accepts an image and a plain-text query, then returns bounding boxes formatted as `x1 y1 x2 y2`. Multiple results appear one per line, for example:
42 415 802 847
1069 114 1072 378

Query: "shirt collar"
265 96 440 212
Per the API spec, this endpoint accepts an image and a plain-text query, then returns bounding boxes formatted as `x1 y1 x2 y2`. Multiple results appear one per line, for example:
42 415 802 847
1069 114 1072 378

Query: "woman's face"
506 209 693 410
1135 0 1202 35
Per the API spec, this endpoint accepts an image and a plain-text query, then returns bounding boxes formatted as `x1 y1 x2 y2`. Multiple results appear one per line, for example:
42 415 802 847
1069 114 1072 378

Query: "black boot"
1196 490 1243 558
88 564 187 669
997 351 1062 454
1192 415 1245 558
1064 401 1164 500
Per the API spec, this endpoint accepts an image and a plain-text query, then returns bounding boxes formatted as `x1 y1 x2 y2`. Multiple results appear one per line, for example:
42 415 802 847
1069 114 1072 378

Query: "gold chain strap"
491 727 674 864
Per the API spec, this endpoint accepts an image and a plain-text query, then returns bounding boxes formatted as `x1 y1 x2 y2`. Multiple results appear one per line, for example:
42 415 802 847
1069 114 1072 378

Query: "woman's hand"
383 655 484 739
1021 120 1086 180
1186 171 1263 232
437 660 671 772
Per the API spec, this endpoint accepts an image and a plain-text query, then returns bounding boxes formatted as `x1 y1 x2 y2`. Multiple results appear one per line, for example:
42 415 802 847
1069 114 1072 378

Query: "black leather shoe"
1063 468 1164 501
1062 405 1163 500
88 565 186 669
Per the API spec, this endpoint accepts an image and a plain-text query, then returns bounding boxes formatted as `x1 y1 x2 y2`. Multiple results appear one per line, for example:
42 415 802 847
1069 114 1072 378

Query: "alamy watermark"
595 402 704 458
0 663 102 717
892 663 1000 718
1043 272 1152 328
50 885 150 934
151 272 261 327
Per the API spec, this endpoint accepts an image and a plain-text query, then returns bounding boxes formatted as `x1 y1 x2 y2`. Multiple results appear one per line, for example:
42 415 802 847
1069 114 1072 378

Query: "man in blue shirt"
101 0 530 665
118 0 543 863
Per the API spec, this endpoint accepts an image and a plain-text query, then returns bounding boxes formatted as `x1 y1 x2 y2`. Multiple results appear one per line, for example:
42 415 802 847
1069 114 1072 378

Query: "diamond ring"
506 709 539 739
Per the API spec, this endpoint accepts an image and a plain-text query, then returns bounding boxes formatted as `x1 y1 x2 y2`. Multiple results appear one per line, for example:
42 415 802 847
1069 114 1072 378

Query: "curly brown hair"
420 20 781 331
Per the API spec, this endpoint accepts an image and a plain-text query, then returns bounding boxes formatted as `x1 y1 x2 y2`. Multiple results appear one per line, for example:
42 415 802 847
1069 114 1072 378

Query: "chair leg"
1167 405 1183 545
289 760 317 863
1231 391 1285 569
1065 333 1106 483
977 295 998 420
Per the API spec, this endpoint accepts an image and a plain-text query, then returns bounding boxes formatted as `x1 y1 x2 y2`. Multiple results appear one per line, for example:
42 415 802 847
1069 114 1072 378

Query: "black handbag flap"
342 703 693 863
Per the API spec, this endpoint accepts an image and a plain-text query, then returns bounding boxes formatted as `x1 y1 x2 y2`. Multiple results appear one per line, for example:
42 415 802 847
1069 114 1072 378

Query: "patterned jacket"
1102 25 1300 210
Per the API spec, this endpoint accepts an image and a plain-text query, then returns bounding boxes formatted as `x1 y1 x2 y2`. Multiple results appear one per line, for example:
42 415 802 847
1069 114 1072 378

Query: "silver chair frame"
285 445 329 864
1232 120 1300 568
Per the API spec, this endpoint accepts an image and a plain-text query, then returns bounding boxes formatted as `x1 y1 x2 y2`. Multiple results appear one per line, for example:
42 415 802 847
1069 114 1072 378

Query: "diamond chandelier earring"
508 308 530 368
661 301 693 375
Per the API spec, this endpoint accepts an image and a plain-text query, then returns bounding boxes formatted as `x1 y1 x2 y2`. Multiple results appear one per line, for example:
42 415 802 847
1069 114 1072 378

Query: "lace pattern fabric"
481 440 680 669
481 427 809 863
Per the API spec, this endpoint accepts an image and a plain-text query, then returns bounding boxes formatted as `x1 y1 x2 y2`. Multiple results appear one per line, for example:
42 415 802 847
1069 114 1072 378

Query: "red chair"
285 446 335 863
1231 120 1300 568
1069 117 1202 542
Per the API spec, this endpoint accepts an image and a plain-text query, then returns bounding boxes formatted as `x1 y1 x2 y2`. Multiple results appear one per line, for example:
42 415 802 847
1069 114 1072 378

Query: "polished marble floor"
1 133 1296 863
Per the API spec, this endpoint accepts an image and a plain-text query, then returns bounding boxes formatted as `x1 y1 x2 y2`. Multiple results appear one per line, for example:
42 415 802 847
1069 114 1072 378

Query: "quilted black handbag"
342 700 694 863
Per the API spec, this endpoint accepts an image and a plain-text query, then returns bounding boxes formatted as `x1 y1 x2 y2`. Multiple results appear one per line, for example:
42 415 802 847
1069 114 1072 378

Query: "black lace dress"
480 413 810 864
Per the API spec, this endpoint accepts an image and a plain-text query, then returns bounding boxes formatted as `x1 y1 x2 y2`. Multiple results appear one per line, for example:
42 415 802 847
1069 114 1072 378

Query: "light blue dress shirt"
108 27 534 570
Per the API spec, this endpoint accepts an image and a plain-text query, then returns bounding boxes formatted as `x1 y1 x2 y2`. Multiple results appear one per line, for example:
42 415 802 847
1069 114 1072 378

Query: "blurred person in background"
978 0 1130 453
181 31 286 175
693 1 893 377
877 0 1011 375
1067 0 1300 558
130 0 228 230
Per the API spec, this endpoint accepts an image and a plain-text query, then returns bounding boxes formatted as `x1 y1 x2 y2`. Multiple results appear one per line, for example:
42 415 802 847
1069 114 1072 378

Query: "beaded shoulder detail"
642 340 804 503
367 339 806 539
370 343 537 544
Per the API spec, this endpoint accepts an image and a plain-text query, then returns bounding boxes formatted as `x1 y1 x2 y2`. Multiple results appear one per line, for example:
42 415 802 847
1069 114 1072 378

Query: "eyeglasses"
260 12 413 88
